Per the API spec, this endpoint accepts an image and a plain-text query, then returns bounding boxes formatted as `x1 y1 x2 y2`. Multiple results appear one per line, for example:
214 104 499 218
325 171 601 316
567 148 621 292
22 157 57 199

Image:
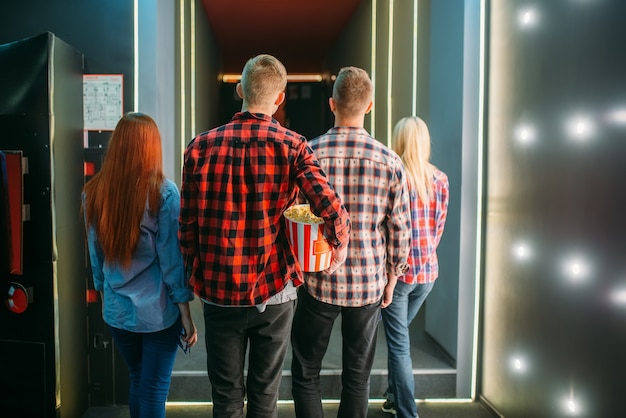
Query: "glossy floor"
83 400 498 418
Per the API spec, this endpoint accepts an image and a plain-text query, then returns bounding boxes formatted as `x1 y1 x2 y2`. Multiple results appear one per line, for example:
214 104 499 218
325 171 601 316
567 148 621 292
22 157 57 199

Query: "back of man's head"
240 54 287 107
332 67 373 118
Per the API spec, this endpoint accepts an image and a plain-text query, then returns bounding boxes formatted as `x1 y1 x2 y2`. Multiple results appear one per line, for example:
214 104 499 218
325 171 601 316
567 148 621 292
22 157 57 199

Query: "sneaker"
381 400 396 415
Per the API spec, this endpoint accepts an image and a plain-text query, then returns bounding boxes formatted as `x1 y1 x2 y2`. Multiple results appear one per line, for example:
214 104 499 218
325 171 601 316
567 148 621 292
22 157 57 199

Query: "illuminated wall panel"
481 1 626 416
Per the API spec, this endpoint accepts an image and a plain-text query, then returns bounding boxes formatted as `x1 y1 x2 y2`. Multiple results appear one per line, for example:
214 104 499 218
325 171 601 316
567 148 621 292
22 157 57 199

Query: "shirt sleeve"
292 140 351 250
433 172 450 248
83 193 105 291
386 163 412 276
179 143 200 282
158 180 194 304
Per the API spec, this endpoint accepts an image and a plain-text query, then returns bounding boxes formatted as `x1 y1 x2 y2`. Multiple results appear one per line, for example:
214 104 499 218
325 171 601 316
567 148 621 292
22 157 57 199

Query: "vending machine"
0 32 88 417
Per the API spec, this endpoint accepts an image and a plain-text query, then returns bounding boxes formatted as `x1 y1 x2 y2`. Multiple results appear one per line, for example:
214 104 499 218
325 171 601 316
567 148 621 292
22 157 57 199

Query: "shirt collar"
327 126 369 136
232 111 276 124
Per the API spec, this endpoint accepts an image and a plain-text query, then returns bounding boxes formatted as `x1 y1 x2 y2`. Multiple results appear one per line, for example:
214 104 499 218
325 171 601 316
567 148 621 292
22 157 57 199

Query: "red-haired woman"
82 112 197 418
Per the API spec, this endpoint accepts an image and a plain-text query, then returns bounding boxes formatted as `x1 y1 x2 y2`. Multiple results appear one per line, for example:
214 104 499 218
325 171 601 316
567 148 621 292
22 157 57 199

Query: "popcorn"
284 204 323 224
284 204 331 272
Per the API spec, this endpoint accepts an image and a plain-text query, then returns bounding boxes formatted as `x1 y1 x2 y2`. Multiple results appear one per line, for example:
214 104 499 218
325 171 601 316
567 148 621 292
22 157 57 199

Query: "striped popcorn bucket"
284 204 332 272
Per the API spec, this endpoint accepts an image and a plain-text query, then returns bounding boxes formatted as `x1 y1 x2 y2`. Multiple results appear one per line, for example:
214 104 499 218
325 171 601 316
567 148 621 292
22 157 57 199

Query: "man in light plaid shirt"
291 66 412 418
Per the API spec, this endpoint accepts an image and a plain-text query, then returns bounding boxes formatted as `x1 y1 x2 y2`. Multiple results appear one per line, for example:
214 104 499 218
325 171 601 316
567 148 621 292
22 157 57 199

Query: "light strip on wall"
190 0 196 136
179 0 186 169
167 399 478 407
371 0 377 135
387 0 394 146
470 0 488 400
133 0 139 111
166 398 478 407
221 74 324 83
412 0 418 116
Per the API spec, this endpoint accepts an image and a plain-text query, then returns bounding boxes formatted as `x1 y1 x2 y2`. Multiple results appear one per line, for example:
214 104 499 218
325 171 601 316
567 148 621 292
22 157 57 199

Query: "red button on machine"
6 282 29 314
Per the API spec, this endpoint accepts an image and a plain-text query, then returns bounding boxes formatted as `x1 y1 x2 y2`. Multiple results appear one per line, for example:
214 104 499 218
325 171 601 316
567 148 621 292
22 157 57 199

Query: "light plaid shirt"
401 169 449 284
304 126 411 307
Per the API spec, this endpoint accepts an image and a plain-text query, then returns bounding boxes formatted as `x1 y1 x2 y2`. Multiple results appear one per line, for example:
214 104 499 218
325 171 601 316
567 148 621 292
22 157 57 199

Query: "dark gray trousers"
291 288 381 418
204 301 295 418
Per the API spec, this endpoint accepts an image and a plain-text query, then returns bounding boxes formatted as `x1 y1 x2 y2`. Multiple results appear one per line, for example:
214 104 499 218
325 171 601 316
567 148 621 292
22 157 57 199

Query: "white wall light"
604 106 626 125
514 124 537 146
512 241 533 261
609 285 626 306
565 114 596 142
518 7 539 28
509 354 528 374
561 392 584 416
567 398 579 415
561 255 591 284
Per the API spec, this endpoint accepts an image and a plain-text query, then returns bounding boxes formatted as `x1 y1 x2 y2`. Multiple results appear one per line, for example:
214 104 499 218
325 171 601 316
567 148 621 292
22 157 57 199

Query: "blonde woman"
83 113 197 418
381 116 449 418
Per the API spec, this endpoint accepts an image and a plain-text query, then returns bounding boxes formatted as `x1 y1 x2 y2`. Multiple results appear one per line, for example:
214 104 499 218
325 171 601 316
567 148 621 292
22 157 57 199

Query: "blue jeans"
203 301 295 418
108 318 181 418
381 281 435 418
291 287 381 418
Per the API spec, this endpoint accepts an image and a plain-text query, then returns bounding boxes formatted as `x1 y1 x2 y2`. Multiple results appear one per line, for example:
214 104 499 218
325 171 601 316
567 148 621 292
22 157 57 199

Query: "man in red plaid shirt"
179 54 350 418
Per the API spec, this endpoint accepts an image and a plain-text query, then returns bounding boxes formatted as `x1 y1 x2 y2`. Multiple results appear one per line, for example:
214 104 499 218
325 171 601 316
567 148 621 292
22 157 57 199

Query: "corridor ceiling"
201 0 363 73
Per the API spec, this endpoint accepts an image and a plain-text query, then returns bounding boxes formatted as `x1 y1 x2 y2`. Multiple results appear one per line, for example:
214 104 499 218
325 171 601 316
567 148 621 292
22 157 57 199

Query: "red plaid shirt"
402 169 449 284
179 112 350 306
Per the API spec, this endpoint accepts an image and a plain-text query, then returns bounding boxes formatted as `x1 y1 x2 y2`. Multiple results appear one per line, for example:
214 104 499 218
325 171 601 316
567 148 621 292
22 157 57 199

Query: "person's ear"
236 83 244 99
329 97 336 112
275 91 285 106
364 100 373 114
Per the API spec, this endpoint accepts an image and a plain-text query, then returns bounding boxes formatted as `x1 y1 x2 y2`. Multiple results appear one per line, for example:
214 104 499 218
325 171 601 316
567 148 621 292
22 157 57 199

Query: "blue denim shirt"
85 178 194 332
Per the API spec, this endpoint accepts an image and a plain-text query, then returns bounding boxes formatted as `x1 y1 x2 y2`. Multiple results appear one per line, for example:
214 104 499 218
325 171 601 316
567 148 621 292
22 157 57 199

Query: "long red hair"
83 113 164 268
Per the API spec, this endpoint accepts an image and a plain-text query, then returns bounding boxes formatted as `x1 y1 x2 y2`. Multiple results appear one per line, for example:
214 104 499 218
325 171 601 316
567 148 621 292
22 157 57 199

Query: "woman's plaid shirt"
179 112 350 306
303 127 412 307
402 169 449 284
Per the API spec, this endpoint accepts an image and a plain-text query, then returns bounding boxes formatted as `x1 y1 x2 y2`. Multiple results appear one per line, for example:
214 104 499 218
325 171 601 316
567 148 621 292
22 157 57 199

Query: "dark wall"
481 0 626 416
217 81 332 140
285 82 333 140
421 0 465 360
0 0 134 112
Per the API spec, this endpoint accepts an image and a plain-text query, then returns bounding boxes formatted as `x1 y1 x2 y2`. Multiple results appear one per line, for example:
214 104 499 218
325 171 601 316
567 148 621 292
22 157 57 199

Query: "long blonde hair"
391 116 436 205
83 112 164 268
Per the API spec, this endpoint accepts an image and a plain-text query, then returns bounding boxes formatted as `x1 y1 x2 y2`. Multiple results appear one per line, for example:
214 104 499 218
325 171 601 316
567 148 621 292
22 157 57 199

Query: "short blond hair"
240 54 287 106
332 66 373 118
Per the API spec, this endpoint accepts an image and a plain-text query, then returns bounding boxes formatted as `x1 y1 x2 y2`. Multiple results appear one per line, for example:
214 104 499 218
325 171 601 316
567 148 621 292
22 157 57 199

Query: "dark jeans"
108 318 181 418
203 301 295 418
291 288 381 418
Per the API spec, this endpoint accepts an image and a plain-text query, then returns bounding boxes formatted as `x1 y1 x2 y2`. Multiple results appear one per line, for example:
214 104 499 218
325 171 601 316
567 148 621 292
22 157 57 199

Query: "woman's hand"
178 302 198 348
